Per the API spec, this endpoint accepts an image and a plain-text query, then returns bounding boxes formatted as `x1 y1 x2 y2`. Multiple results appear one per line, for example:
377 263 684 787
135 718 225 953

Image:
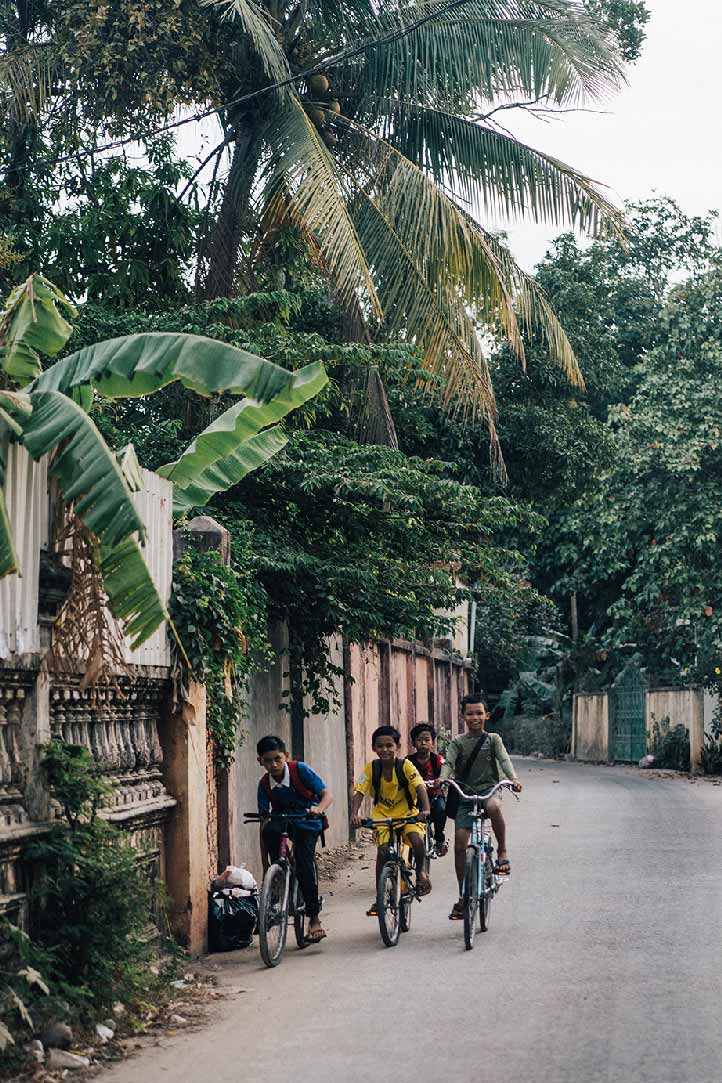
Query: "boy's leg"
290 827 322 928
431 794 447 847
454 826 471 894
261 821 283 865
409 830 431 893
375 843 390 886
485 797 509 867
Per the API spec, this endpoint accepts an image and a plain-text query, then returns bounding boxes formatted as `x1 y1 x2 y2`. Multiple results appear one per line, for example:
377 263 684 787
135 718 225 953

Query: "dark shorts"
454 794 500 831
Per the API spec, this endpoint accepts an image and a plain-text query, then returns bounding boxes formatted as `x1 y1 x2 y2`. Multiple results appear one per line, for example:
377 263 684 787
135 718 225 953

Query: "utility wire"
49 0 475 166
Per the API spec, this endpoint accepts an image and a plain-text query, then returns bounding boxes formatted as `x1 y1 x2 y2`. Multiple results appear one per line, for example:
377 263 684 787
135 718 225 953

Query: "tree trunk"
201 127 261 299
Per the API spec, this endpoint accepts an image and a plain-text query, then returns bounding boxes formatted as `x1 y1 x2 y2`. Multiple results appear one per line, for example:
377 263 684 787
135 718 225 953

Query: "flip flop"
417 877 432 897
305 927 327 944
494 859 511 876
449 901 464 920
366 903 378 917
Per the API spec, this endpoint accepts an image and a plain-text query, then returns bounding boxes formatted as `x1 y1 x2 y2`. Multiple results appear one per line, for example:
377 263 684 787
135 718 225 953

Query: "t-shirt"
354 758 423 821
257 761 326 832
408 752 444 796
440 731 515 793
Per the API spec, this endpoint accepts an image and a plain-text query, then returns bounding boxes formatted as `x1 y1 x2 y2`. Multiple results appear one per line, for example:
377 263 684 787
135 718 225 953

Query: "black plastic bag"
208 890 258 952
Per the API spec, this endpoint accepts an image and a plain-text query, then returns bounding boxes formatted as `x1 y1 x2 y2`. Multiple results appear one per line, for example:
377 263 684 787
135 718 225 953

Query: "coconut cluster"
305 73 341 147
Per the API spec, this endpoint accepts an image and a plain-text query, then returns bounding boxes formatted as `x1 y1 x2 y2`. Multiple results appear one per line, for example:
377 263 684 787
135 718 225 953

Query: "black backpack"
371 757 413 810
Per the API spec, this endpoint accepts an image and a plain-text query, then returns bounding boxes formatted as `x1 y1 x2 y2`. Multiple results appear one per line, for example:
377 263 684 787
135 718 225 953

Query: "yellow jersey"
354 758 423 820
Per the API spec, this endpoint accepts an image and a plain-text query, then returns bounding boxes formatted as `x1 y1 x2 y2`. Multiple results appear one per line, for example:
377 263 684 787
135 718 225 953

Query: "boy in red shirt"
408 723 448 857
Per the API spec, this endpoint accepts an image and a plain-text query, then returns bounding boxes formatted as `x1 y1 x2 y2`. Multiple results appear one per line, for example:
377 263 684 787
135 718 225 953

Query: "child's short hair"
410 722 436 742
461 692 489 711
257 734 287 756
371 725 401 747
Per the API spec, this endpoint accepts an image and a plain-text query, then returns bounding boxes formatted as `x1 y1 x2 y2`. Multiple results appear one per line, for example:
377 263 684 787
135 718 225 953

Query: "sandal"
366 903 378 917
449 901 464 920
494 858 511 876
305 926 327 944
417 876 432 897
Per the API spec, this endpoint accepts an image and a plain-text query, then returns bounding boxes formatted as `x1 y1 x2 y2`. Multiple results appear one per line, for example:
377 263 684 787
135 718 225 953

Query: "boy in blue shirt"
256 735 333 943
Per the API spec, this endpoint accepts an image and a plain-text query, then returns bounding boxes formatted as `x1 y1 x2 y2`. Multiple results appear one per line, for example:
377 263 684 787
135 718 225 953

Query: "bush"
24 743 156 1014
650 717 690 772
701 733 722 775
491 714 570 759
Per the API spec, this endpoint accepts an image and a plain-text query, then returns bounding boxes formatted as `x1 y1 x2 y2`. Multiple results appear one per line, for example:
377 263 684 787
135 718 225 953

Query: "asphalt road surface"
104 760 722 1083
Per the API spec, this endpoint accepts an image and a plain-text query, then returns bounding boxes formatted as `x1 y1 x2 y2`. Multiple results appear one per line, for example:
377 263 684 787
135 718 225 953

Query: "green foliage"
547 260 722 685
491 714 571 759
701 734 722 777
169 546 272 766
0 922 52 1059
583 1 650 63
650 717 691 772
23 742 155 1013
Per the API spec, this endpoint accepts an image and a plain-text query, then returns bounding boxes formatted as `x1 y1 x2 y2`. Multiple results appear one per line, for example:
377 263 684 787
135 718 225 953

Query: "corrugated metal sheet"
0 444 48 658
124 468 173 668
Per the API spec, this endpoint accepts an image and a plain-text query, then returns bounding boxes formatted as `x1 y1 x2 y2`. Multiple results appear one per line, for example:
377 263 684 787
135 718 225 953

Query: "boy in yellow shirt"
351 725 432 915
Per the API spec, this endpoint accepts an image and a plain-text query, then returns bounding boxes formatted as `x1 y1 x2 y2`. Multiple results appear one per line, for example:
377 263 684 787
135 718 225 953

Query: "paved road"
105 760 722 1083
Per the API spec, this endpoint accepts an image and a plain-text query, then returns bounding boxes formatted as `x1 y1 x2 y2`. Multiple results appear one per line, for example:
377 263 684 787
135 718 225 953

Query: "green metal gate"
609 659 647 762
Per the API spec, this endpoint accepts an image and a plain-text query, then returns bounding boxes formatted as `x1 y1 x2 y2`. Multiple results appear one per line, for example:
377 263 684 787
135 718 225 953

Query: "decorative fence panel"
0 444 48 659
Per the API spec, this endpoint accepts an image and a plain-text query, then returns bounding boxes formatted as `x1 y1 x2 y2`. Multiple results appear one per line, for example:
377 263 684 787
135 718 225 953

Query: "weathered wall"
647 687 704 770
573 693 609 761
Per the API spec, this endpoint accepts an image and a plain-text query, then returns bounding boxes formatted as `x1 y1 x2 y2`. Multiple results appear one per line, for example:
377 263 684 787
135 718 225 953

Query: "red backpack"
261 760 330 833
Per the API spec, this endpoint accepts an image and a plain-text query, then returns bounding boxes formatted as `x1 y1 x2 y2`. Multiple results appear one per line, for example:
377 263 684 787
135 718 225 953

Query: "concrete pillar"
160 682 209 955
690 689 704 772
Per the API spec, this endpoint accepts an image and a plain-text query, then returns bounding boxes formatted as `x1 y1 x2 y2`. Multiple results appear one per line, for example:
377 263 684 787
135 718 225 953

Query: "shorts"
454 795 499 832
372 821 424 847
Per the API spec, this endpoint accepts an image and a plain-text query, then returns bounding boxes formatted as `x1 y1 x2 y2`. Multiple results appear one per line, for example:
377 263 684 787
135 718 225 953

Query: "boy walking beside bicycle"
350 725 432 914
441 694 522 921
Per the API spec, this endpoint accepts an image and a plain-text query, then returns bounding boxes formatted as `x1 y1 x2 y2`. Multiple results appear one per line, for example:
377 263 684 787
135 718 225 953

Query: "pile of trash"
208 866 259 952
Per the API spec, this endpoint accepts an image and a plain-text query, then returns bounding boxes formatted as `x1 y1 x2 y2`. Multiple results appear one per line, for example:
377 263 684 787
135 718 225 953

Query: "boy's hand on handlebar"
417 809 430 821
511 779 523 793
309 804 324 815
350 813 363 829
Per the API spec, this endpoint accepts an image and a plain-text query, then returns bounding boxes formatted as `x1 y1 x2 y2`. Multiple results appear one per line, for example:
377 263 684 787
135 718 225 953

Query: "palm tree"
196 0 626 427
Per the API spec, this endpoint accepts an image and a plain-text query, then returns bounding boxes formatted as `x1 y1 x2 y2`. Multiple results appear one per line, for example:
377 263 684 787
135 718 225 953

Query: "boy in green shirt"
441 692 522 920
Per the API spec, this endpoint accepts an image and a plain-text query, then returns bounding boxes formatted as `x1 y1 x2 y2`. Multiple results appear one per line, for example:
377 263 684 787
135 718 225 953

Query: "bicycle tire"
463 848 479 951
258 863 289 968
479 854 493 932
292 874 307 949
377 861 401 947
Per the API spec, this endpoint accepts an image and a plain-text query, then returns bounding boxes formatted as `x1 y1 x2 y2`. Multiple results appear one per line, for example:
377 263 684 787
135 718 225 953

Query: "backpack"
371 757 413 810
261 760 330 833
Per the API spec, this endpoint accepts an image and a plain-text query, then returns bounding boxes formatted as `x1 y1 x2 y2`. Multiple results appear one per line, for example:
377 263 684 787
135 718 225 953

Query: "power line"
48 0 474 166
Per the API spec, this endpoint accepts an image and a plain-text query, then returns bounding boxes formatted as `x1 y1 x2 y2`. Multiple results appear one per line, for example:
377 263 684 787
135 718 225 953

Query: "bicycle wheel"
292 874 307 949
463 848 479 951
479 854 493 932
258 863 289 968
377 861 401 947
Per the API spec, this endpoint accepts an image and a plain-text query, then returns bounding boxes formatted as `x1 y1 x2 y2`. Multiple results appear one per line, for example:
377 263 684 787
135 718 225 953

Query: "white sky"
494 0 722 271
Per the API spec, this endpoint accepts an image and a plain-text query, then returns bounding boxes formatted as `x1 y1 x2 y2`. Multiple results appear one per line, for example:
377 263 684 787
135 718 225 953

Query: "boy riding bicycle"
256 735 333 944
408 722 448 856
350 725 432 915
440 694 522 921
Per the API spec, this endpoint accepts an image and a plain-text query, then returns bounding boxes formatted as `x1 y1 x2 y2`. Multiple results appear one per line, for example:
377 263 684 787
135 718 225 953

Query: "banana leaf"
0 424 18 577
158 359 327 490
33 332 323 405
98 534 169 650
0 275 76 384
171 427 289 516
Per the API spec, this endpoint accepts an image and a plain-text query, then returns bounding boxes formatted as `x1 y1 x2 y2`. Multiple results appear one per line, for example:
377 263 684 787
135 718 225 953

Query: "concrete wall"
647 687 704 770
573 693 609 761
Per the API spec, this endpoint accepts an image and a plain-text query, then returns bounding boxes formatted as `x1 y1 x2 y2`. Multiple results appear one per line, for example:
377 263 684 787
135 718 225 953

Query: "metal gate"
609 659 647 762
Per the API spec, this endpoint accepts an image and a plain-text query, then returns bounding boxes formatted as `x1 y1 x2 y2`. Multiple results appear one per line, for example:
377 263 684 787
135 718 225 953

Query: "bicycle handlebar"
359 815 425 828
432 778 519 801
243 811 320 823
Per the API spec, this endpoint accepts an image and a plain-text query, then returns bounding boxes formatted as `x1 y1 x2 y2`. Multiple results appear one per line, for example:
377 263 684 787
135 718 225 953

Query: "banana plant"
0 274 328 648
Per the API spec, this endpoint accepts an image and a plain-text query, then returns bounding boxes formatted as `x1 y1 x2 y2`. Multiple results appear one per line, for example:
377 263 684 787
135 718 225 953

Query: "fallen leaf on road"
551 824 560 828
552 780 560 783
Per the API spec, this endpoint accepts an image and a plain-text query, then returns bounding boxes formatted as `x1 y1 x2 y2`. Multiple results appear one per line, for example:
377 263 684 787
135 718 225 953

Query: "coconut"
306 105 325 127
327 98 341 115
309 73 330 95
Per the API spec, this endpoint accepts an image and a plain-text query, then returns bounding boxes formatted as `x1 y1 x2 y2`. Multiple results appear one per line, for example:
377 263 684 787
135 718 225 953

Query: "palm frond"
348 0 624 109
0 45 57 122
205 0 290 85
0 425 18 577
261 96 383 318
376 101 622 234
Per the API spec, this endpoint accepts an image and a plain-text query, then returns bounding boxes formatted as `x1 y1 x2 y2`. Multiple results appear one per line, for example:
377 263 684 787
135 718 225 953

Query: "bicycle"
440 778 518 951
243 811 322 968
360 815 427 947
422 781 448 872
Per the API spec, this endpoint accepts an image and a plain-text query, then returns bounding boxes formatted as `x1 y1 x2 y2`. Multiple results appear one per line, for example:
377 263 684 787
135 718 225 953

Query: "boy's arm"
415 781 431 817
495 735 522 791
350 789 365 828
310 787 333 815
439 739 458 780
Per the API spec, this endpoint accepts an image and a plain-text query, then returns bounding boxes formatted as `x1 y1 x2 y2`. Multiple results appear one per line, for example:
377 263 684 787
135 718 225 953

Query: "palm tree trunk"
202 127 261 299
